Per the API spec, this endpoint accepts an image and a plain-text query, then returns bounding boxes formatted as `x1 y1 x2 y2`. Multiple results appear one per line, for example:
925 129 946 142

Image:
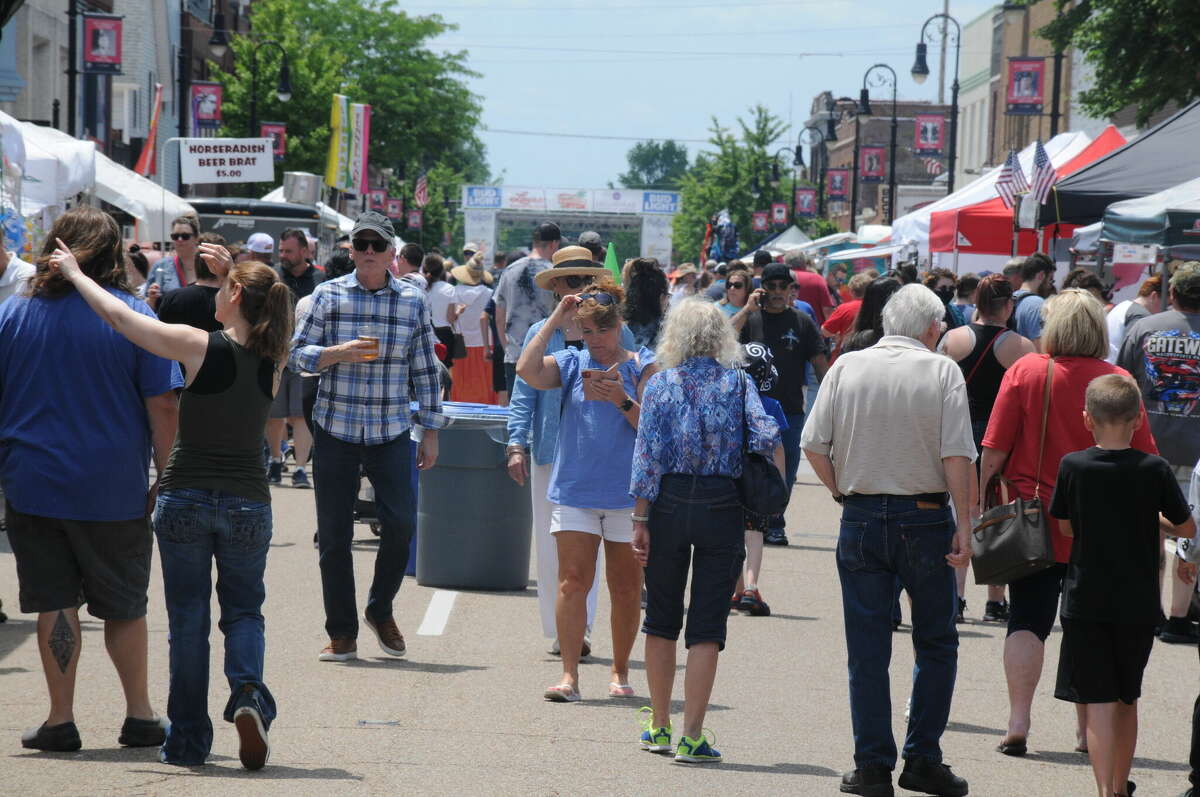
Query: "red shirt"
791 269 834 325
983 353 1158 562
822 299 861 337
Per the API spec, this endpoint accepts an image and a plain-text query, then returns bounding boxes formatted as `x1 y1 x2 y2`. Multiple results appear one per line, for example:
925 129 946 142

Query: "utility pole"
937 0 948 104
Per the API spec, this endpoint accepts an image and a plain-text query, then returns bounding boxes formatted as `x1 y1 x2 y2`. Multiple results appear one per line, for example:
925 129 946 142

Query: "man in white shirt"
802 284 975 797
0 249 35 305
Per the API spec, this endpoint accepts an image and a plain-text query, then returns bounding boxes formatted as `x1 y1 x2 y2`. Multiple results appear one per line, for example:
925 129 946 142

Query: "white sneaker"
904 695 912 720
549 638 561 655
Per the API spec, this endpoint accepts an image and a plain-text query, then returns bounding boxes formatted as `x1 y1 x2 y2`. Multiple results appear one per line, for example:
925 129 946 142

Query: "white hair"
882 283 945 339
655 297 744 369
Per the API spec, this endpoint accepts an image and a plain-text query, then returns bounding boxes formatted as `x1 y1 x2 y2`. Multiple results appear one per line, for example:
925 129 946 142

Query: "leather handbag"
971 357 1057 585
734 371 790 521
450 332 468 360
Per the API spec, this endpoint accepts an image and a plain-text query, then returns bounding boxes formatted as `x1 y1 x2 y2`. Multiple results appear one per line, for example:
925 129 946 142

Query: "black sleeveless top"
958 323 1009 423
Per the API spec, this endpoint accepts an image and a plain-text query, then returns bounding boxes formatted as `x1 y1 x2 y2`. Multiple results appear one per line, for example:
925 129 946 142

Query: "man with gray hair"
784 249 835 325
801 284 975 797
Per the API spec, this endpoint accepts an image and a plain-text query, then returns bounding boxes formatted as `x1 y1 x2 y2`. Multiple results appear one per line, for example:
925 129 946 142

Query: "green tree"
1033 0 1200 126
672 105 792 263
616 140 689 190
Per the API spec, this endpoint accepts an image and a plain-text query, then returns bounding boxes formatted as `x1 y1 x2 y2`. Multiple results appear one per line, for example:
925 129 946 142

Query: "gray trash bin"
416 408 531 590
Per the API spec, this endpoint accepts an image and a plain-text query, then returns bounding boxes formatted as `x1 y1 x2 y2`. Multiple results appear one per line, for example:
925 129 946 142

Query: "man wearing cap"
741 263 829 547
290 211 446 663
245 232 275 266
668 262 699 307
494 222 562 395
1119 261 1200 645
578 231 605 263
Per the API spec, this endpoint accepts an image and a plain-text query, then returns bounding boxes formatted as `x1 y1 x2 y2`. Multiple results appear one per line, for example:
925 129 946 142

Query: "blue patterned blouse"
631 357 781 503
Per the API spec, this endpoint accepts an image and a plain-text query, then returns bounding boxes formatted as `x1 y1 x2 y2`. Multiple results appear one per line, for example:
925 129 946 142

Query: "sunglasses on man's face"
352 237 389 253
576 291 615 306
170 232 193 241
763 281 792 292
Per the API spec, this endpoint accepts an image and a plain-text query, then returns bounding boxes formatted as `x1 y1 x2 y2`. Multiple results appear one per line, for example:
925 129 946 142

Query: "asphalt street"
1 461 1196 796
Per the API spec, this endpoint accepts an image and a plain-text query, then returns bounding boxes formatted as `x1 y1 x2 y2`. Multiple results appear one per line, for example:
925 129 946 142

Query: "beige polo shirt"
800 335 976 496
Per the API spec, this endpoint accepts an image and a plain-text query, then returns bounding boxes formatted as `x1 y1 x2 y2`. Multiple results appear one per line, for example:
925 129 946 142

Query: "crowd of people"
6 206 1200 797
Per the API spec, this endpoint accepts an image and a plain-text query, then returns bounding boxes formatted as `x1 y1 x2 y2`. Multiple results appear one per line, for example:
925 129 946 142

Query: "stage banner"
794 188 817 217
83 14 122 74
827 168 849 199
751 211 770 232
1007 58 1046 115
860 147 886 182
914 114 945 155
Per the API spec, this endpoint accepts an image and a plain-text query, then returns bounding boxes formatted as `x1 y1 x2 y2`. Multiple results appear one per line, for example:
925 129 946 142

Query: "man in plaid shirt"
290 211 447 663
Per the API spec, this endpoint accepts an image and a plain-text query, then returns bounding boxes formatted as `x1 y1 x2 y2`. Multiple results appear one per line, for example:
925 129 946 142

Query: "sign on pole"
1007 58 1046 115
82 14 123 74
179 138 275 184
260 122 287 163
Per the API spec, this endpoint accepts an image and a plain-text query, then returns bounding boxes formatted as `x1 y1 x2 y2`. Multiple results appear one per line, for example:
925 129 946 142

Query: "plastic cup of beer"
358 325 381 361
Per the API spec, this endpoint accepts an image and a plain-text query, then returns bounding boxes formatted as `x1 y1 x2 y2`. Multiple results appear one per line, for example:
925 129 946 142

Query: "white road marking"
416 590 458 636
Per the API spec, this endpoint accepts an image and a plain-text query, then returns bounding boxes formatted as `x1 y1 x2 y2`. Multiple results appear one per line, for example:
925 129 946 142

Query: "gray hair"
783 249 810 270
655 297 744 369
882 284 945 339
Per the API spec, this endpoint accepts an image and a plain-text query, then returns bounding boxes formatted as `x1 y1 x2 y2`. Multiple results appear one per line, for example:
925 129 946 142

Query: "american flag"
922 157 944 175
1028 140 1058 205
414 173 429 208
995 149 1030 209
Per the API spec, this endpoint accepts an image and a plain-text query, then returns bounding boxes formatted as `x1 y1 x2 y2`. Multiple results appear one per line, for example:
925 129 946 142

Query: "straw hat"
534 245 609 290
670 262 698 281
451 254 494 286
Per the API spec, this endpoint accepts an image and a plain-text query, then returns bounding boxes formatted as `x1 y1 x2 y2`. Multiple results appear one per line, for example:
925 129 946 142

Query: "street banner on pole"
407 209 423 230
771 202 788 225
385 197 404 219
794 188 816 217
751 211 769 232
324 94 371 194
914 114 945 155
190 82 223 136
133 83 164 176
260 123 286 163
179 138 274 184
827 169 849 199
860 148 886 182
368 189 386 211
82 13 123 74
1007 58 1046 115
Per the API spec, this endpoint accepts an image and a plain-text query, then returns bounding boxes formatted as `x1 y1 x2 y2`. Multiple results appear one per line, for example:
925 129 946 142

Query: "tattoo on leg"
48 611 75 675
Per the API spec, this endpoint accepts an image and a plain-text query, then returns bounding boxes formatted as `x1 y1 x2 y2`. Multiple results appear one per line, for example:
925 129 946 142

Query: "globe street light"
913 13 962 193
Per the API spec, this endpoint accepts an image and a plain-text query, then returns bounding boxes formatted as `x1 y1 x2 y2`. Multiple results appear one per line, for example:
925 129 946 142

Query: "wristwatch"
619 397 635 412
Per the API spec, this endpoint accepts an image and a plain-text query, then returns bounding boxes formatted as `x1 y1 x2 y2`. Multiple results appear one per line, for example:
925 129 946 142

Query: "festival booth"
825 242 906 274
736 224 812 263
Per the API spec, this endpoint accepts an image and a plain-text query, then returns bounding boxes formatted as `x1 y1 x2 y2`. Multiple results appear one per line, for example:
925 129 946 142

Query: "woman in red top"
979 289 1157 759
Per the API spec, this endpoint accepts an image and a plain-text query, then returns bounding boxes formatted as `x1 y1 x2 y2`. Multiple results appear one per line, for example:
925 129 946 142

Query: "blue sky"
421 0 998 188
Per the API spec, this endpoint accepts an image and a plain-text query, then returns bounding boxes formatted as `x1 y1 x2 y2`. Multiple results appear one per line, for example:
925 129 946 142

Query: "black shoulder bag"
735 371 790 521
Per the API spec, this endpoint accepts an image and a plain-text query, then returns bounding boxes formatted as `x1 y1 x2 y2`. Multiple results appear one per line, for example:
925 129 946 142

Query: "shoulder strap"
1033 356 1054 498
963 326 1002 385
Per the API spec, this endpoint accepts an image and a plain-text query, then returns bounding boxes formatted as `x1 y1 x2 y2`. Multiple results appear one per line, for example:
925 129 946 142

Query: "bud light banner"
860 148 886 183
914 114 944 155
794 188 817 218
827 169 849 200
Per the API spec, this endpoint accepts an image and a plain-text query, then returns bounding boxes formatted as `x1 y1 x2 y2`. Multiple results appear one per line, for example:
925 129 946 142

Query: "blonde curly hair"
655 297 744 369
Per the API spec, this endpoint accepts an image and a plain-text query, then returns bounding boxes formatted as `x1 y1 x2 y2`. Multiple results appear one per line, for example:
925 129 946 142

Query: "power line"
486 128 711 143
407 0 846 10
436 41 892 57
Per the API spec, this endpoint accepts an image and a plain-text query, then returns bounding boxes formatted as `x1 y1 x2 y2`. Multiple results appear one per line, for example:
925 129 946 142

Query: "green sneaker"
637 707 673 753
675 730 721 764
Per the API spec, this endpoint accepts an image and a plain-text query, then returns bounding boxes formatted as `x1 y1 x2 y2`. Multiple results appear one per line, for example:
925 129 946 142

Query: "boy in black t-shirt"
1049 373 1195 797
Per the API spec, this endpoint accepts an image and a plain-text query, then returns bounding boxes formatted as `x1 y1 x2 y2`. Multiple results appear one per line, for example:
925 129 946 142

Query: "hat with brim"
670 262 699 281
534 245 609 290
451 262 494 286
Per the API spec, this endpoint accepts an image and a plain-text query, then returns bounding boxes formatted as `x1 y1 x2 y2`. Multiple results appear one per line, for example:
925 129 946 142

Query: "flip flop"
608 682 635 698
544 684 581 703
997 737 1027 757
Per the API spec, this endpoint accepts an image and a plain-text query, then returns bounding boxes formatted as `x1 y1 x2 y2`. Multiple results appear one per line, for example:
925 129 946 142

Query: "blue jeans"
768 412 804 531
314 425 415 639
837 495 959 769
154 488 277 765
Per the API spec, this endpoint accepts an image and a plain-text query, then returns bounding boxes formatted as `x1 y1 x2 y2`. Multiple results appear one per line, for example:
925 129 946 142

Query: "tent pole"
1011 196 1021 257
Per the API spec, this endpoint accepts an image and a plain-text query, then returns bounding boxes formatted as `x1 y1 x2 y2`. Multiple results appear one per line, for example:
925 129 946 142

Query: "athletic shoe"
954 598 966 624
232 685 270 771
291 468 311 489
897 757 968 797
318 637 358 662
637 707 673 753
118 716 167 747
1160 616 1199 645
840 765 894 796
730 593 742 613
738 589 771 617
675 730 721 764
267 461 283 485
21 721 81 752
364 613 406 657
984 600 1010 622
764 528 789 546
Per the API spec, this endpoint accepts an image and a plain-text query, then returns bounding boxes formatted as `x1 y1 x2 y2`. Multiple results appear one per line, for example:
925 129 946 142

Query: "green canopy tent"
1100 176 1200 247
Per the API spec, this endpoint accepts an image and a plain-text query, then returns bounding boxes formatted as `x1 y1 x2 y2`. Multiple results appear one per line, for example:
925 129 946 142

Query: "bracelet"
505 444 527 456
631 513 650 523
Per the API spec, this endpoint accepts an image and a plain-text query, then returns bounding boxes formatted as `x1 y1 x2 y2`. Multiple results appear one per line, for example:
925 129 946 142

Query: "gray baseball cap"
351 210 396 241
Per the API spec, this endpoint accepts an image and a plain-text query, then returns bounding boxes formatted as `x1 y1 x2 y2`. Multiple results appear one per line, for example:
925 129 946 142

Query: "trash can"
416 404 531 590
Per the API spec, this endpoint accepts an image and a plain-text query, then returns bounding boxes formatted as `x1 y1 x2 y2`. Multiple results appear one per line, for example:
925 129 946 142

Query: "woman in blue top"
518 276 657 703
630 298 782 764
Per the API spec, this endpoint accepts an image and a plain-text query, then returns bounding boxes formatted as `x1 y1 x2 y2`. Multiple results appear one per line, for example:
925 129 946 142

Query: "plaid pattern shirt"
289 271 447 444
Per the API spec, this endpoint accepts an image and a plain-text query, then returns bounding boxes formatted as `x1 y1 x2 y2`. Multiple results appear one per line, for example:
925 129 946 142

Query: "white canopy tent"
0 110 95 217
736 224 812 263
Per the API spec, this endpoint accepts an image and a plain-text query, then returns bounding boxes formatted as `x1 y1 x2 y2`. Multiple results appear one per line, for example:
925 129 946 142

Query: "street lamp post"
860 63 899 224
912 13 962 193
793 126 828 217
245 41 292 138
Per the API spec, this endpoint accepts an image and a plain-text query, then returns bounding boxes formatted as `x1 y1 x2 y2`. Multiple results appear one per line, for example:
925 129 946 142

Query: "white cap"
247 232 274 254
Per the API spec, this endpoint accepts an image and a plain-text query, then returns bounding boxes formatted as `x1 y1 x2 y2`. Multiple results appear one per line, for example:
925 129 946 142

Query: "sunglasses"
763 281 792 291
576 291 615 306
727 281 747 290
562 274 588 289
170 232 193 241
352 237 389 253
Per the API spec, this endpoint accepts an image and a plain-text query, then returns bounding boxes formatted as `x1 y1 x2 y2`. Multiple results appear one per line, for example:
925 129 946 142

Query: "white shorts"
549 504 635 543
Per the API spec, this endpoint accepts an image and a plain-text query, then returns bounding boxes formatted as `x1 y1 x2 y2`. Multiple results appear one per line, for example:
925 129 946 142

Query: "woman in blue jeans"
630 298 782 763
50 238 293 770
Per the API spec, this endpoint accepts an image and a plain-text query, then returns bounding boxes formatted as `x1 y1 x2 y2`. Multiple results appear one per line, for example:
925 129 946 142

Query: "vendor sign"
180 138 274 184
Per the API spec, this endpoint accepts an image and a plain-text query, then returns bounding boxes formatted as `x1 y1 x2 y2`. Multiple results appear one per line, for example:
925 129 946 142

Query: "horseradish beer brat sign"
180 138 275 184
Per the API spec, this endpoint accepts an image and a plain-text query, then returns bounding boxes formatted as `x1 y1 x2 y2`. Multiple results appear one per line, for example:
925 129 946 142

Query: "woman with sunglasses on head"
49 237 293 770
144 216 201 312
518 253 658 703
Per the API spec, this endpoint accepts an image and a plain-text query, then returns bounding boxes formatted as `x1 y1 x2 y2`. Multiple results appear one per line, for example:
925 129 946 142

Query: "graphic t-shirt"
1050 446 1191 625
1118 310 1200 467
494 255 554 362
741 308 823 416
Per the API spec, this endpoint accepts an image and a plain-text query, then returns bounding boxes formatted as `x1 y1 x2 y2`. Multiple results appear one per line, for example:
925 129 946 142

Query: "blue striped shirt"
289 271 446 444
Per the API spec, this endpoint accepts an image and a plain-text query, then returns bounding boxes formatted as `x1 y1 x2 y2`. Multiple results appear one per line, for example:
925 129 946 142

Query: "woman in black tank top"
937 274 1036 622
50 240 293 770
